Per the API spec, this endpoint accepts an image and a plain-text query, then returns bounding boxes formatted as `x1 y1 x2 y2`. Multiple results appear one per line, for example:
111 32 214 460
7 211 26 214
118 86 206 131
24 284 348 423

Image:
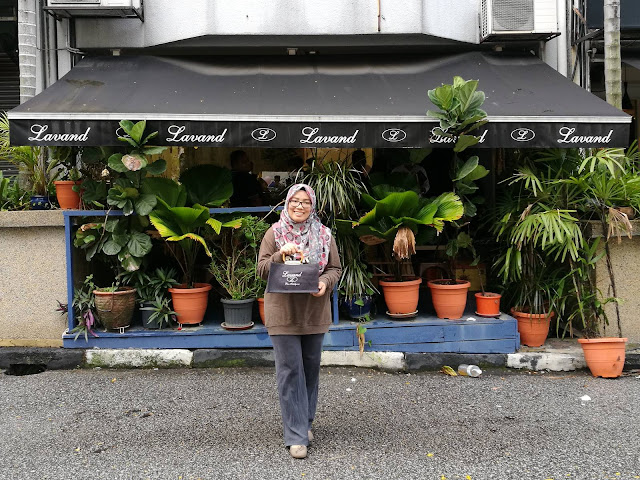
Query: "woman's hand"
311 281 327 297
279 243 300 257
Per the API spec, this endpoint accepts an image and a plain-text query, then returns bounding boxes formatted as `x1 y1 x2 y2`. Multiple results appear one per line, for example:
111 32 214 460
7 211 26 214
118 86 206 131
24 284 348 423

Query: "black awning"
8 52 630 148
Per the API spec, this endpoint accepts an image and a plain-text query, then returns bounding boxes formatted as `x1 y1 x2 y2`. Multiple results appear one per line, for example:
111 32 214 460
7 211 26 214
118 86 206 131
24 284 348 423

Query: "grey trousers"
270 333 324 447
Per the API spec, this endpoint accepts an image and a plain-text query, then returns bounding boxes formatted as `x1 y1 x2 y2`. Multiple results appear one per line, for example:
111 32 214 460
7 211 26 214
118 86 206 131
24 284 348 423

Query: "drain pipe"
17 0 37 102
377 0 381 32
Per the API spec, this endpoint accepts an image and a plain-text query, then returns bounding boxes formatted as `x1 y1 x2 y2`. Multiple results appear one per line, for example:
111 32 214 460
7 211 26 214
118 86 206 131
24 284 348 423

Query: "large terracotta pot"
378 278 422 315
54 181 82 210
578 337 628 378
427 279 471 319
511 308 553 347
168 283 212 325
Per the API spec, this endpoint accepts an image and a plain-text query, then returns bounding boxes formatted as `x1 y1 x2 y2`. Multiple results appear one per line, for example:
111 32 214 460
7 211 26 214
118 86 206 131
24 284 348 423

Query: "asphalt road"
1 367 639 480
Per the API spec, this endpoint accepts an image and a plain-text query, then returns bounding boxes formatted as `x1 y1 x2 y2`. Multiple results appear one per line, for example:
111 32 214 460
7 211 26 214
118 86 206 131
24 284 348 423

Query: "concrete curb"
1 347 639 373
85 349 192 369
0 347 83 370
405 353 507 371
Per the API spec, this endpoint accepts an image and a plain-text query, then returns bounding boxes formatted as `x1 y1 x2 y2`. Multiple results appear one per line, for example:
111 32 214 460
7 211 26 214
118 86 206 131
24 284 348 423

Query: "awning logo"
557 127 613 144
115 127 130 139
510 128 535 142
166 125 227 143
430 127 488 145
28 124 90 142
251 128 277 142
382 128 407 142
300 127 359 144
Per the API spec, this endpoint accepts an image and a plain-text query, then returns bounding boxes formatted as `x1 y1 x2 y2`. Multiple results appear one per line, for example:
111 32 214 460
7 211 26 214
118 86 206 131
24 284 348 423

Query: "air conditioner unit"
480 0 559 42
45 0 143 21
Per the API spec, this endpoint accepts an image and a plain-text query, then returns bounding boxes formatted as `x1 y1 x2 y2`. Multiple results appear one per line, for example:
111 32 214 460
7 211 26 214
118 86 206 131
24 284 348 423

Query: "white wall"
73 0 481 49
542 0 569 76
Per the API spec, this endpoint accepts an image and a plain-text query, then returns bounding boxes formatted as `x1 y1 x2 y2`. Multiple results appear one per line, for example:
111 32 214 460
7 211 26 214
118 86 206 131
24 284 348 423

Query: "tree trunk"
604 0 622 109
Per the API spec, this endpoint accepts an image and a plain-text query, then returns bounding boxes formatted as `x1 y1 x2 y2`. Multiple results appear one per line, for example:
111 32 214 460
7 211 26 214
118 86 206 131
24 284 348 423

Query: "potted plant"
50 147 83 210
492 146 633 363
339 188 464 316
491 149 583 347
0 112 60 209
209 214 270 329
301 152 375 316
140 296 178 330
256 279 268 324
146 164 233 325
0 171 29 210
93 283 137 332
425 76 490 319
68 274 100 341
565 148 637 377
118 267 179 328
338 236 377 320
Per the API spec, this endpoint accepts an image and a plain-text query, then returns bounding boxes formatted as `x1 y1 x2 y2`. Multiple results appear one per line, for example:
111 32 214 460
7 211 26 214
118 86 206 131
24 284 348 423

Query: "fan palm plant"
493 146 639 339
145 164 232 287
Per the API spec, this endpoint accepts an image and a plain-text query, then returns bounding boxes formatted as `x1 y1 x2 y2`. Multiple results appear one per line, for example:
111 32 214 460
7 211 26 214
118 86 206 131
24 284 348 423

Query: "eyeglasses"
288 199 312 208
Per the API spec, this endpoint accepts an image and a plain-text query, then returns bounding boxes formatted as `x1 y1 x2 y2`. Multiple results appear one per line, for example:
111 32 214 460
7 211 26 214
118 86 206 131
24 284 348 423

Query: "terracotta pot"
257 297 265 324
578 337 628 378
93 286 136 330
475 292 501 317
168 283 212 325
378 278 422 315
54 181 82 210
511 308 553 347
427 280 471 319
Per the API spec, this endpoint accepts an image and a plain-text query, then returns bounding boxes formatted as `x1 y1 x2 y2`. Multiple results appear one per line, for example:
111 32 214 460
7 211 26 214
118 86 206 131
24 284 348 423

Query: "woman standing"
257 183 342 459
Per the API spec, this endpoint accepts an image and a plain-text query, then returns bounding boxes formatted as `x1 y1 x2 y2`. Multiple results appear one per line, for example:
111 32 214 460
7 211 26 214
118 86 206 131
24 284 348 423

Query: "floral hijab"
273 184 332 272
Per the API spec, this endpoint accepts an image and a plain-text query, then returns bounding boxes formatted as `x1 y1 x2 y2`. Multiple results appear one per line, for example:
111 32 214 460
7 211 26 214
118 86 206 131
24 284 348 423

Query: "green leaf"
141 177 187 208
112 233 129 247
142 146 166 156
134 193 157 216
454 135 479 153
149 204 211 239
144 159 167 175
119 120 134 136
127 231 152 257
118 136 139 149
142 131 159 145
129 121 146 144
464 164 490 182
454 156 479 181
455 79 479 114
102 239 123 255
463 200 477 217
119 248 142 272
107 154 127 173
428 84 454 111
85 241 100 261
121 199 134 216
104 217 119 232
180 165 233 207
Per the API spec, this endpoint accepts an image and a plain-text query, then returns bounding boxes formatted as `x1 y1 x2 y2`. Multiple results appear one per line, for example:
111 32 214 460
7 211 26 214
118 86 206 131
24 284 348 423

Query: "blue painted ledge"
63 312 520 353
63 209 520 354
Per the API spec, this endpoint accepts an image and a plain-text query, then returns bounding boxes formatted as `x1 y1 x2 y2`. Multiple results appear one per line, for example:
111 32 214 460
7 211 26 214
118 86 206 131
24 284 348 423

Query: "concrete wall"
592 220 640 345
74 0 481 48
0 211 68 347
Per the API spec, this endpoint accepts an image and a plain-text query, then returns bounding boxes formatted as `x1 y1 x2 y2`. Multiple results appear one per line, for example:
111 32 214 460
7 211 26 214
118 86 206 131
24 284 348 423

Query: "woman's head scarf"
273 183 331 272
